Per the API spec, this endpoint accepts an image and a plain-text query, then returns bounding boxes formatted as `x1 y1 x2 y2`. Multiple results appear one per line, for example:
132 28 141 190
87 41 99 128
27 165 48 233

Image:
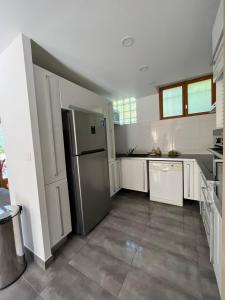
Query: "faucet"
128 146 137 155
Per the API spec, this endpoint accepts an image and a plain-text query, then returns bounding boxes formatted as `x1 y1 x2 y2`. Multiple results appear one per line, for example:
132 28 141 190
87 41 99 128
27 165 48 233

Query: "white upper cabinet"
216 79 224 128
106 102 116 162
212 0 224 82
33 65 66 185
120 159 147 192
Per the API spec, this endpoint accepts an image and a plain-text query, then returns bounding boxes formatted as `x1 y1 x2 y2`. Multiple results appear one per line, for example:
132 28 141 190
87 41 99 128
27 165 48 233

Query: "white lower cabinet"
120 159 147 192
109 160 121 196
45 178 72 248
213 204 222 295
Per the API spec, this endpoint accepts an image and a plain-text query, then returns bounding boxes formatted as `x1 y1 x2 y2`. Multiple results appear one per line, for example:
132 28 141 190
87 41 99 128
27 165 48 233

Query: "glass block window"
159 75 215 120
187 79 212 114
162 86 183 118
113 97 137 125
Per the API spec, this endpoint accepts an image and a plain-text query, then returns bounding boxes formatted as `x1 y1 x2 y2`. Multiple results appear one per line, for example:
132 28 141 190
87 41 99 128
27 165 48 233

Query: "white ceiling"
0 0 220 99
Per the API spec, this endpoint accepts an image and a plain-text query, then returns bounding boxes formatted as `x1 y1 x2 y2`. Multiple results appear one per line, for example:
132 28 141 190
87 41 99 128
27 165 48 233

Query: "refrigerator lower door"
73 150 110 235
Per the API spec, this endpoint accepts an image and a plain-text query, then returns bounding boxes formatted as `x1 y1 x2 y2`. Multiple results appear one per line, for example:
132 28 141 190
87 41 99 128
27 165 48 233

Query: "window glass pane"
130 103 136 110
163 86 183 117
124 104 130 111
188 79 212 114
112 98 137 125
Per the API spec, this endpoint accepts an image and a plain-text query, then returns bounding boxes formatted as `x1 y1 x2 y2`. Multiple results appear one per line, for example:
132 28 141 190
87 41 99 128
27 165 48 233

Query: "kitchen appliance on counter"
62 108 110 236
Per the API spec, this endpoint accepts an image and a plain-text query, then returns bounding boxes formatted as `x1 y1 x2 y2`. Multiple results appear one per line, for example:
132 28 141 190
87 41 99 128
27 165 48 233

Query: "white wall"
0 35 51 262
59 76 108 115
115 94 216 154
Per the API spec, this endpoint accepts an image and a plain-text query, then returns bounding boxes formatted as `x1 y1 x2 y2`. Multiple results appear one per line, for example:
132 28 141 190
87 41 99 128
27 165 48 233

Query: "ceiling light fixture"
139 65 149 72
121 36 135 47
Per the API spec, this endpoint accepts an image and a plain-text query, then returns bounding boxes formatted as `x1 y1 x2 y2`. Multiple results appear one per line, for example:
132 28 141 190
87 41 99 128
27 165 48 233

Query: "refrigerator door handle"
68 111 76 157
81 148 105 155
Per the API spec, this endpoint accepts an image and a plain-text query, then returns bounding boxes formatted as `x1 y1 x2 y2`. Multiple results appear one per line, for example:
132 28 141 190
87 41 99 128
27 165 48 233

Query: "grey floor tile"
184 215 202 234
112 196 150 214
0 277 42 300
196 232 209 249
142 225 198 263
102 214 146 240
3 191 219 300
56 235 87 261
199 267 220 300
87 226 140 264
132 244 202 299
150 203 183 222
69 243 132 296
110 205 150 225
23 255 67 294
118 268 198 300
197 246 214 272
40 264 117 300
148 214 184 234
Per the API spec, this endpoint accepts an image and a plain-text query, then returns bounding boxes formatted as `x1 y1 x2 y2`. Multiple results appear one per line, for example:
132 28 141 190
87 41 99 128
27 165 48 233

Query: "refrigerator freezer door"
73 150 110 235
73 110 107 155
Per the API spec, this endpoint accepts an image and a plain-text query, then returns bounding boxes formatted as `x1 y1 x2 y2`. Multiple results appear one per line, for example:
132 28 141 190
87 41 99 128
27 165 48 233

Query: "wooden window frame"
159 75 216 120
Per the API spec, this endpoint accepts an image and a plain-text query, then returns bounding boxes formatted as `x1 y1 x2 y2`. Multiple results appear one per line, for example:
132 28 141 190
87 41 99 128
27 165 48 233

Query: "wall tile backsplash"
114 94 216 154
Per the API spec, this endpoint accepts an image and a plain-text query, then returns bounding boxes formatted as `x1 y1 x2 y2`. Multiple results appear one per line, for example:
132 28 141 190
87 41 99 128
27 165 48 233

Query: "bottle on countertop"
156 147 162 156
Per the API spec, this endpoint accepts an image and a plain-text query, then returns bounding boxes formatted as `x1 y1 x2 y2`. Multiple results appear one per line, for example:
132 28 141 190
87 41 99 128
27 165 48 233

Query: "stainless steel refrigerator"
62 108 111 236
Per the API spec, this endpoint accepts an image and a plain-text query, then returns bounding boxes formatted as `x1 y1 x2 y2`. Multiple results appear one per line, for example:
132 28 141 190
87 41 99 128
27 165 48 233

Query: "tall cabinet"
212 0 224 129
33 65 72 248
211 1 223 294
106 102 121 196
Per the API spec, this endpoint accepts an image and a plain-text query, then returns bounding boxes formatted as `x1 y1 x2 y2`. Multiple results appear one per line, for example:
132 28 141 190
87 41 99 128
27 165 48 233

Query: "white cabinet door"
213 205 222 295
106 102 116 162
109 161 116 196
212 0 224 82
216 79 224 129
34 65 66 185
183 161 194 199
120 159 147 192
109 160 121 196
193 161 200 201
45 178 72 248
212 0 224 55
115 160 121 191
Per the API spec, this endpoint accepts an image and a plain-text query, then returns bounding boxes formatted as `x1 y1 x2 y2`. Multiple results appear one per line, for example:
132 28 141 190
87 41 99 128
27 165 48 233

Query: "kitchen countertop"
116 153 214 182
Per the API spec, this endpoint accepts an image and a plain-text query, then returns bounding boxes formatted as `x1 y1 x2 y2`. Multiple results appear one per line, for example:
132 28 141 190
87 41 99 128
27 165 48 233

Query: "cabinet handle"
143 162 146 191
210 214 214 264
46 75 58 177
56 186 64 237
112 165 116 193
187 164 190 198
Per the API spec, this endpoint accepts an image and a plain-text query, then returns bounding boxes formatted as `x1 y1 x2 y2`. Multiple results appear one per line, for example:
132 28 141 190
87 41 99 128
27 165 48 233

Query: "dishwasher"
149 161 183 206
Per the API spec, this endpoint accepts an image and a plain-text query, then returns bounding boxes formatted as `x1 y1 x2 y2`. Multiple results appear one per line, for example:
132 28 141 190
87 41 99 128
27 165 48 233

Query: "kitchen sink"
128 153 150 157
116 153 150 158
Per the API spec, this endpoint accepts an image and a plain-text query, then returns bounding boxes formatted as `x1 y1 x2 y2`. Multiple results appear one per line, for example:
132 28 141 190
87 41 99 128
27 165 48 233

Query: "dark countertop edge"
116 154 214 182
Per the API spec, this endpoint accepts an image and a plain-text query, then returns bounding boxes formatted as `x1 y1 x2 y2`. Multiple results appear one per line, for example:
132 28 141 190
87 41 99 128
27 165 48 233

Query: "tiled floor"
1 190 220 300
